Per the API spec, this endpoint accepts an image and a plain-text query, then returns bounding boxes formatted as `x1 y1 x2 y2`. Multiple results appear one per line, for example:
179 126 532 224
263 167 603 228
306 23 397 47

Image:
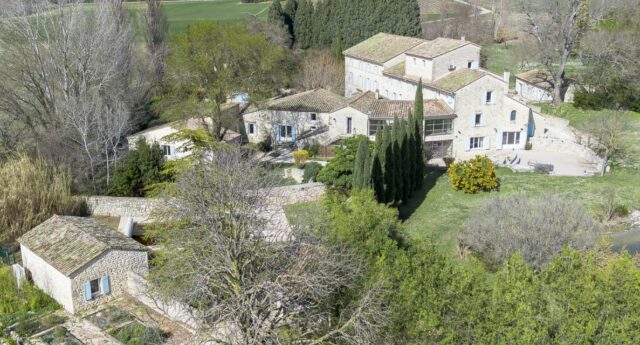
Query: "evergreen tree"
371 129 385 202
406 109 416 192
267 0 285 25
392 116 404 204
400 120 411 202
414 79 424 131
382 127 395 204
283 0 297 40
294 0 314 49
352 137 370 189
334 27 344 61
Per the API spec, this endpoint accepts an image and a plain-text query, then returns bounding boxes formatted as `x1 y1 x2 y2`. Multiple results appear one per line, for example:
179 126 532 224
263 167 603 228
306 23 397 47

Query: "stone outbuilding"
18 215 148 314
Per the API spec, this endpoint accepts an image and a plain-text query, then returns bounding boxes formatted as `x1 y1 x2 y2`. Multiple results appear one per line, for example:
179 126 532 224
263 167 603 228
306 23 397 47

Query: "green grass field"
127 0 271 33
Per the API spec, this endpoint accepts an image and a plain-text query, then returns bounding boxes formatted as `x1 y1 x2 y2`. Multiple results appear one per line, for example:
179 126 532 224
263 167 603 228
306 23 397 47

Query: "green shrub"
525 142 533 150
14 319 39 337
257 140 272 152
447 155 499 193
0 267 59 328
303 162 323 183
53 326 67 342
109 139 166 197
307 143 320 157
41 314 66 328
443 156 455 168
108 322 169 345
534 163 554 174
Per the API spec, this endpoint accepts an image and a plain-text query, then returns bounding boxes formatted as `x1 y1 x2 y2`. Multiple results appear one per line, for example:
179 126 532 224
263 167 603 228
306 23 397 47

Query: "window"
279 125 293 139
485 91 493 104
84 276 110 302
161 145 172 156
425 119 453 136
474 113 483 126
248 123 256 135
348 72 353 84
369 119 390 136
510 110 517 122
470 137 484 149
310 113 317 121
425 140 453 158
90 279 100 297
502 131 521 145
468 60 473 69
346 117 353 134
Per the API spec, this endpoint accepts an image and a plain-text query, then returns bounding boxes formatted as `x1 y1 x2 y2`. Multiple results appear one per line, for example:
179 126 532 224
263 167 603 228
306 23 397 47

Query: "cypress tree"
406 109 416 192
334 27 344 61
401 120 411 202
414 79 424 131
392 116 404 204
382 127 395 204
283 0 297 40
294 0 314 49
372 129 385 202
352 137 370 189
268 0 285 25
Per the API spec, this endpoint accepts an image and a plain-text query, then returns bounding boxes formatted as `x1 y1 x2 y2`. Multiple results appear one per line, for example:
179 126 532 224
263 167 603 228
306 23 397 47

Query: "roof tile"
343 33 424 64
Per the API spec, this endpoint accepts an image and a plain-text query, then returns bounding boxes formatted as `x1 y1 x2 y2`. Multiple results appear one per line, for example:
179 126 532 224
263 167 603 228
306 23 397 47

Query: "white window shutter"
101 276 110 295
83 282 92 301
496 132 503 149
471 114 475 127
482 113 488 126
465 138 471 151
484 136 490 150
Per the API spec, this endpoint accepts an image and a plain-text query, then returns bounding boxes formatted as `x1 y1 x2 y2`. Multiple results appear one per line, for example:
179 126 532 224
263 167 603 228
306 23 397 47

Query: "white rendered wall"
21 246 74 313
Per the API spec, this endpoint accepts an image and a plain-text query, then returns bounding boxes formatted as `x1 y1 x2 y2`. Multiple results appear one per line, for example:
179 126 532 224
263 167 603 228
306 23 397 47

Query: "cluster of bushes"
108 322 168 345
447 155 499 193
303 162 322 183
109 139 167 197
317 191 640 344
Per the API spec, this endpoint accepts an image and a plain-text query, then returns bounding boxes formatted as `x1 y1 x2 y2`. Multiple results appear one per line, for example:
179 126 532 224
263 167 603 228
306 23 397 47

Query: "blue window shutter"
275 127 280 143
292 126 297 143
83 281 92 301
101 276 110 295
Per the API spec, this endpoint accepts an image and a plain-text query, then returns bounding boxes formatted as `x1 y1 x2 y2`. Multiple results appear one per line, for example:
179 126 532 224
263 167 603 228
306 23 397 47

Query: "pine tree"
382 127 395 204
352 137 370 189
268 0 285 25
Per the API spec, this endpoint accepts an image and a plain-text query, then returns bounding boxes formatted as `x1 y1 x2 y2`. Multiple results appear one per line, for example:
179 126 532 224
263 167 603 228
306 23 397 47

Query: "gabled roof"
19 216 147 277
516 69 554 91
406 38 477 59
427 69 487 93
343 33 425 64
258 89 348 113
349 91 454 119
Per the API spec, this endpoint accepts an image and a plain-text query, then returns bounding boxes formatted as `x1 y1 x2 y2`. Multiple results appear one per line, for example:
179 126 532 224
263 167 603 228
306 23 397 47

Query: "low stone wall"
86 196 162 222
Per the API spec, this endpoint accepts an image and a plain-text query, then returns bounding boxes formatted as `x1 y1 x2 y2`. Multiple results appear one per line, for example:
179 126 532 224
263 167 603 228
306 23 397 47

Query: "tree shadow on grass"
399 168 446 221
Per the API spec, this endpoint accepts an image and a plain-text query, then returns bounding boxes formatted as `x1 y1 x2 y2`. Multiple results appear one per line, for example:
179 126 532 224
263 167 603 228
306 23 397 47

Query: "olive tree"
459 194 601 269
148 147 386 345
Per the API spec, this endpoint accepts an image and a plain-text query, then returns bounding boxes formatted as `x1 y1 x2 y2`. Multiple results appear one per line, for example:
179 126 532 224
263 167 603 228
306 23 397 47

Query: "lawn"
400 168 640 253
127 0 272 33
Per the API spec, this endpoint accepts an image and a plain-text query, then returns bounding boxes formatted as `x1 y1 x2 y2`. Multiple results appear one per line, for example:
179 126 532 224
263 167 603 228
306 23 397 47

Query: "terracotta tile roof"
349 91 454 119
262 89 348 113
427 69 486 92
406 38 475 59
516 69 554 91
343 33 425 64
19 215 147 277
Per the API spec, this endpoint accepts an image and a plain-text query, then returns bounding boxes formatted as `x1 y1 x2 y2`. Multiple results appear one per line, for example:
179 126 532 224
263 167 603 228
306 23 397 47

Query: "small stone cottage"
18 215 148 314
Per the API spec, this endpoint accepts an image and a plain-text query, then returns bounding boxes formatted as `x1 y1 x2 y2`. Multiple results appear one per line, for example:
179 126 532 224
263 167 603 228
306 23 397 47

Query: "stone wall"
268 183 326 206
70 250 148 314
86 196 162 222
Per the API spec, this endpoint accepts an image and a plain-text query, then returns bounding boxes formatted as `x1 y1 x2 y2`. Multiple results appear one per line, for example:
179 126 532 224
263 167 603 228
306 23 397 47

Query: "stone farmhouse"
127 104 243 160
245 33 550 159
17 216 148 314
515 69 555 103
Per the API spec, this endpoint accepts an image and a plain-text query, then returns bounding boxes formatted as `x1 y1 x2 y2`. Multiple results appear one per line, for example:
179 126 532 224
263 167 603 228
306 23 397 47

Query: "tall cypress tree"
372 129 385 202
268 0 285 25
334 27 344 61
283 0 297 40
294 0 314 49
382 127 395 204
392 116 404 204
406 109 416 192
413 82 425 189
352 137 370 189
400 120 411 202
414 79 424 131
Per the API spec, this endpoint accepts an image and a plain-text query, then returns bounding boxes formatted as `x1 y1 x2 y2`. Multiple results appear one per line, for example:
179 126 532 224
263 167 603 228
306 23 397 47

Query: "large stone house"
243 88 455 150
344 32 533 158
18 216 148 314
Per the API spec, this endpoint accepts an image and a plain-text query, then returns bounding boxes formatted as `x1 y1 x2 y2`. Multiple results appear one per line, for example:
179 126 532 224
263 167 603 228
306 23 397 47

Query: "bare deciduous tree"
0 0 148 191
148 147 386 345
516 0 609 105
459 194 602 269
585 112 633 175
296 50 344 94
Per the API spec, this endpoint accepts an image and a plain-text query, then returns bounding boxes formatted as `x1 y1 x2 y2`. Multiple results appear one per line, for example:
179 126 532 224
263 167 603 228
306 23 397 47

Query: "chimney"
118 217 134 238
503 70 511 91
461 36 466 41
375 89 380 99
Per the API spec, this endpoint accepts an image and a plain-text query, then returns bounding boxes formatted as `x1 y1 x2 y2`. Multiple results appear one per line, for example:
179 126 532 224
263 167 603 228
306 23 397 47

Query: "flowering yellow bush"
447 155 499 193
292 150 310 168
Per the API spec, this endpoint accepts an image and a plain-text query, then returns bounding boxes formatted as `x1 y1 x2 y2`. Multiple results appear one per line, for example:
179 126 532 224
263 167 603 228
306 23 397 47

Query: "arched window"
510 110 517 121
